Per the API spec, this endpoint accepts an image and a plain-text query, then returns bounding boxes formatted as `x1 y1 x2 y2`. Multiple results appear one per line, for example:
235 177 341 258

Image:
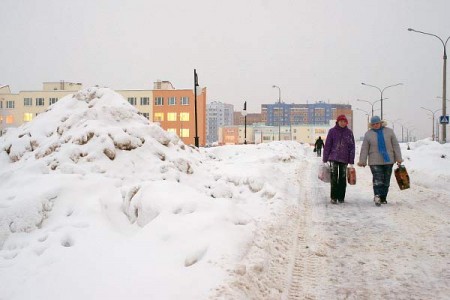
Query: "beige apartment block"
116 90 153 121
0 82 84 129
219 124 331 145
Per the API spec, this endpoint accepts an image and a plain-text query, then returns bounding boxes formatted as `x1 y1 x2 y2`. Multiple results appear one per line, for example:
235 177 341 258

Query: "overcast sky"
1 0 450 139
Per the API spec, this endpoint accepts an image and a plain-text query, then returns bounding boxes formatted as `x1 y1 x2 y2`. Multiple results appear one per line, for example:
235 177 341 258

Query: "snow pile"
0 87 308 300
400 139 450 192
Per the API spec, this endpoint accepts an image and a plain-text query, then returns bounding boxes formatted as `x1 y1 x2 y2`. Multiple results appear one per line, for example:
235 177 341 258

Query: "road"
214 154 450 300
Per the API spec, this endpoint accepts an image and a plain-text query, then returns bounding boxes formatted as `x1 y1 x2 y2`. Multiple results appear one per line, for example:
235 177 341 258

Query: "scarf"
374 127 390 162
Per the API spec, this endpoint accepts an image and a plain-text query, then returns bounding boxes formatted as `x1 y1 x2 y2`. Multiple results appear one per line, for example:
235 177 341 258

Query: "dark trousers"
369 164 394 199
316 147 322 157
330 161 347 200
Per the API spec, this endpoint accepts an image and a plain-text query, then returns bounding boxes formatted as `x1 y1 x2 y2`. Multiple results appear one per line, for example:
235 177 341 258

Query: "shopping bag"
347 165 356 185
313 147 317 152
394 164 410 190
318 163 330 183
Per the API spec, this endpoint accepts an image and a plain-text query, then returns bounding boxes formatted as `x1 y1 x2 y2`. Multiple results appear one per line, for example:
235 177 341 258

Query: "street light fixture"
243 101 248 144
361 82 402 120
356 98 388 117
356 108 370 125
420 106 441 141
272 85 281 141
409 27 450 143
193 69 200 147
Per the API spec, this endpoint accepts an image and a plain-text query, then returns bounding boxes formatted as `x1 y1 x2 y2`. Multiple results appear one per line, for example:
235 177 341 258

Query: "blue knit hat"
370 116 381 124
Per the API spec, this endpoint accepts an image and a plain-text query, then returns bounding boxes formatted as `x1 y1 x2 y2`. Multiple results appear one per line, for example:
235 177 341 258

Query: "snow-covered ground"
1 88 449 299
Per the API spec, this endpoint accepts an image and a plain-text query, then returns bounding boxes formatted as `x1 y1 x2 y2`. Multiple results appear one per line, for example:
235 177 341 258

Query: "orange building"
152 81 207 146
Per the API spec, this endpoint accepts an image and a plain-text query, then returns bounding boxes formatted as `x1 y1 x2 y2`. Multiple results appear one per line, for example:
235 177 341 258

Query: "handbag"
394 164 410 190
318 163 330 183
347 165 356 185
313 147 317 152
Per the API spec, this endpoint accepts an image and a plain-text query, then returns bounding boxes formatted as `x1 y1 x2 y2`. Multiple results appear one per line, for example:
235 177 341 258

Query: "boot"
374 195 381 207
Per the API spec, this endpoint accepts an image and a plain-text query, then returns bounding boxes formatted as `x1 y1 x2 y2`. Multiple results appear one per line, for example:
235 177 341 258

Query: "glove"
357 162 366 167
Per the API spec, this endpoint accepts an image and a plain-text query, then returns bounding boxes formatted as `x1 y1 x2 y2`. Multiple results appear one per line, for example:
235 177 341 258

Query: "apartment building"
151 81 207 147
206 101 234 145
0 80 207 146
218 123 330 145
261 101 353 130
0 81 83 128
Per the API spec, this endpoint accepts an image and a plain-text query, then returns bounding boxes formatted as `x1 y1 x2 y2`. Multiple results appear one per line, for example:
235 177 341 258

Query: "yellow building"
0 80 207 146
219 124 331 145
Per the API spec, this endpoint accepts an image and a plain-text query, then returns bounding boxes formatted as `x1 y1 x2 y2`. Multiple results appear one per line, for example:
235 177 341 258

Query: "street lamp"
272 85 281 141
193 69 200 147
420 107 441 141
356 98 388 117
356 108 370 125
409 28 450 143
243 101 248 144
361 82 402 120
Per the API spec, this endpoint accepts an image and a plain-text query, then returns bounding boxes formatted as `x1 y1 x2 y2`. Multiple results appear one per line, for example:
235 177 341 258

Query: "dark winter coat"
323 124 355 164
314 138 324 149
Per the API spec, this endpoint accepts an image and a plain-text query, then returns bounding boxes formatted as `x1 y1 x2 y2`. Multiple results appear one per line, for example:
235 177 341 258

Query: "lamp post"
272 85 281 141
243 101 248 144
0 97 4 135
420 107 441 141
193 69 200 147
361 83 402 120
356 98 387 117
356 108 370 125
409 28 450 143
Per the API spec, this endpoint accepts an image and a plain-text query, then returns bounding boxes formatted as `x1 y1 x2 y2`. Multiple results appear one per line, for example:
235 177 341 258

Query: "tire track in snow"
212 157 307 299
285 157 329 300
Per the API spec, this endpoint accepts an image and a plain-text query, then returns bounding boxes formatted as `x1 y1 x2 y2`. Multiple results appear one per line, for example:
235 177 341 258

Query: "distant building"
218 123 331 145
206 101 234 144
218 100 353 145
233 112 262 126
261 101 353 130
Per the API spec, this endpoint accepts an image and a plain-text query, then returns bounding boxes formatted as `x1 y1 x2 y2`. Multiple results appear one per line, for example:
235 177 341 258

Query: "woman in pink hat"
323 115 355 204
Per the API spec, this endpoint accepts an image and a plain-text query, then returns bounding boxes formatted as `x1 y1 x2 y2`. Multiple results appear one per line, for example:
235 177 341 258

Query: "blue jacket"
323 124 355 164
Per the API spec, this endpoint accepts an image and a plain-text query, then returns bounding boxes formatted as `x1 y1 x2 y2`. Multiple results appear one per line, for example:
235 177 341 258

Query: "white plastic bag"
318 163 330 183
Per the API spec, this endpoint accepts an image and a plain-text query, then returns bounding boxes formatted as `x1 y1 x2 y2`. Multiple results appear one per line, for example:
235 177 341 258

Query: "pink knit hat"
336 115 348 123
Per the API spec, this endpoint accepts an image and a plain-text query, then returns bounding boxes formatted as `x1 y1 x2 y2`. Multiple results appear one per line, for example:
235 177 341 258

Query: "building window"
24 98 32 106
6 115 14 124
180 112 190 121
6 101 15 109
168 97 176 105
167 112 177 121
140 97 149 105
154 112 164 122
167 128 176 134
36 98 44 106
180 128 190 137
128 97 137 105
142 113 149 120
154 97 164 106
181 97 189 105
49 98 58 105
24 113 33 122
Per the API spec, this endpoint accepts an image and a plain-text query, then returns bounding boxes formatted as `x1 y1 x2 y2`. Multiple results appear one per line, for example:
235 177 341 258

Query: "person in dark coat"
314 136 324 157
322 115 355 204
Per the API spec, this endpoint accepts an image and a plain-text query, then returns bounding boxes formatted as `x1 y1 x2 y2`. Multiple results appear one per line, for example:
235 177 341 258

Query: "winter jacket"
315 138 324 149
359 126 402 165
323 124 355 164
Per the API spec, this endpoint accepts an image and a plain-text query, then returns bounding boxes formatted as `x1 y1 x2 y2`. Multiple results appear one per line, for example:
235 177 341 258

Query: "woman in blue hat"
357 116 403 206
